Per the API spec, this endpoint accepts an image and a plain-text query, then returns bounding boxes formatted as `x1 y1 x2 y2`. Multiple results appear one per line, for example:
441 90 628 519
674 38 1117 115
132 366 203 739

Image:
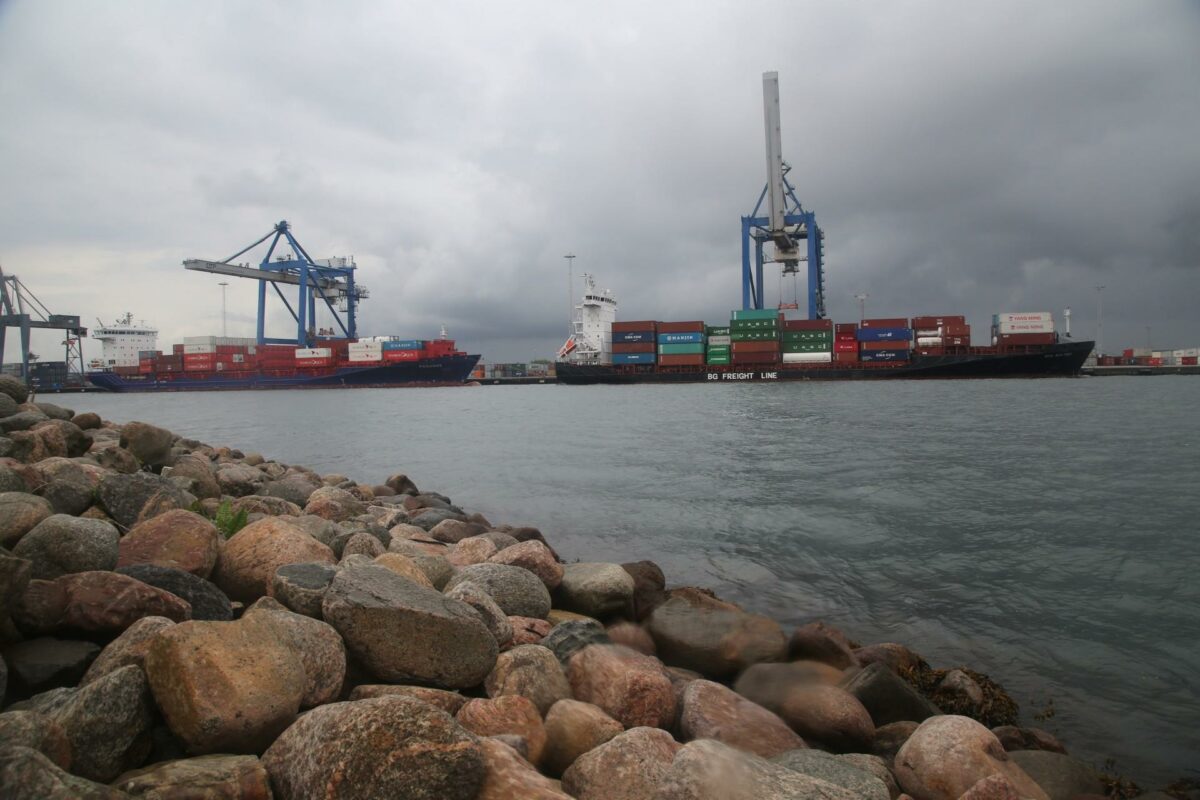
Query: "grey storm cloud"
1 0 1197 363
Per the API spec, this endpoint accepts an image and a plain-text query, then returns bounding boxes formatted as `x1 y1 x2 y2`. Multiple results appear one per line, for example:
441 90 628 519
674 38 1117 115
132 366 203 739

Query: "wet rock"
508 615 553 646
112 564 231 621
410 507 468 532
270 561 339 617
447 580 513 646
162 453 221 500
264 475 321 506
561 726 680 800
476 736 574 800
212 516 335 603
990 725 1067 754
0 492 53 548
70 412 101 430
658 739 861 800
243 596 346 708
112 753 271 799
485 644 572 715
31 458 95 515
678 679 805 758
214 463 265 497
80 615 175 685
842 662 942 726
97 472 193 530
457 695 547 766
853 642 926 674
567 643 676 729
15 571 191 636
771 749 890 800
385 472 419 495
0 637 100 697
873 720 920 761
0 710 72 769
145 614 306 755
839 753 902 799
733 660 845 719
119 421 175 468
645 590 787 679
448 535 498 567
555 562 635 620
0 548 32 619
348 684 467 714
428 518 485 543
542 698 623 777
607 620 656 655
541 618 611 664
261 695 486 800
933 668 984 714
893 715 1049 800
322 562 497 688
1008 751 1104 800
958 774 1021 800
444 562 552 619
372 552 435 588
789 621 860 669
303 486 365 521
621 560 667 621
488 540 563 589
0 745 126 800
118 510 223 580
774 684 874 752
12 514 119 580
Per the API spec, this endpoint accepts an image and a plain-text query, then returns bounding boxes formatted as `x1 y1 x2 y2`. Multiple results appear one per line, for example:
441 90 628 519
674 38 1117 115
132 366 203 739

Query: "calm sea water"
73 377 1199 783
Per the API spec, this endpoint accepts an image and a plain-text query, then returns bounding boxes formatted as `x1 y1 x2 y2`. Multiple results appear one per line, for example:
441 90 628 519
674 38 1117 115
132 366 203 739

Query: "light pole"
564 254 576 337
854 293 868 322
1094 285 1105 355
218 281 229 337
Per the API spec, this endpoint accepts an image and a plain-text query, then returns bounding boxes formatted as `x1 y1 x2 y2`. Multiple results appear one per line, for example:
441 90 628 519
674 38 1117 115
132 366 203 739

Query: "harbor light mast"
741 71 827 319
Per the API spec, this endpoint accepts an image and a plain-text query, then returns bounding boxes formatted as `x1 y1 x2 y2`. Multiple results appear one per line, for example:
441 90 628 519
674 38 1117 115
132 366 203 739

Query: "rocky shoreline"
0 374 1184 799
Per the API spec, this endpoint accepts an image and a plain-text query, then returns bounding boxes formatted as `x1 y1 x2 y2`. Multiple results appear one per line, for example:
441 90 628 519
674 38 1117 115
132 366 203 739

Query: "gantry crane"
741 71 827 319
0 264 87 386
183 221 369 347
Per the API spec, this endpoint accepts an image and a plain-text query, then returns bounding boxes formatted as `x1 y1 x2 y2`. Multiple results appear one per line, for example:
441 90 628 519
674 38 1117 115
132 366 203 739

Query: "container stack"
706 326 731 365
781 319 833 363
657 321 706 367
858 318 912 363
294 347 333 368
834 323 858 363
611 321 658 365
347 340 383 365
382 340 425 362
911 315 971 354
730 309 781 365
993 312 1055 347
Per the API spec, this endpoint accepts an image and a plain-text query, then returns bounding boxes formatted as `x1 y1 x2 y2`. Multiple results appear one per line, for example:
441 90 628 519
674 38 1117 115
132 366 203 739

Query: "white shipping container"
998 320 1055 334
915 329 942 337
998 312 1053 324
1133 348 1152 357
348 345 382 353
916 337 944 346
782 352 832 363
1186 348 1200 357
182 336 258 347
707 335 732 346
183 344 217 354
295 348 331 359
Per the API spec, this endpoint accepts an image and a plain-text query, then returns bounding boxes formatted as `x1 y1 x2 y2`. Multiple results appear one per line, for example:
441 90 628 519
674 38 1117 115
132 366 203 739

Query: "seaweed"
898 663 1019 728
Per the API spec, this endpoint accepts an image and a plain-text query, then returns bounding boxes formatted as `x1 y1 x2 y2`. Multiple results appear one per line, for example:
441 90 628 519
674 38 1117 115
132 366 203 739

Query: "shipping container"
731 330 780 342
657 321 706 334
911 315 966 329
731 341 780 353
997 333 1056 345
293 358 334 368
612 352 656 365
833 352 859 363
613 342 656 354
706 355 731 365
781 330 833 343
296 348 333 359
857 327 912 342
347 353 384 363
731 351 779 364
382 340 424 351
782 342 831 353
834 323 858 333
614 331 655 343
1183 357 1198 365
183 344 217 355
658 343 705 355
730 318 779 331
705 346 731 357
997 320 1054 334
916 337 943 347
658 332 705 344
706 326 731 336
782 352 832 363
942 323 970 336
782 319 833 331
833 340 858 353
658 354 706 366
861 340 911 351
612 320 659 333
707 335 732 346
383 349 422 362
731 309 782 321
859 349 910 362
861 318 908 328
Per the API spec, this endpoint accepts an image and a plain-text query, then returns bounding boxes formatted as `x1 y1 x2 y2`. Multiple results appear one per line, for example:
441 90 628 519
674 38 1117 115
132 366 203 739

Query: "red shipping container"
833 352 859 363
731 341 781 353
861 318 908 328
383 349 421 362
295 358 334 368
835 332 857 342
942 323 970 336
998 333 1056 345
1147 358 1163 366
861 341 911 351
916 347 946 356
657 354 706 366
612 320 658 333
1122 349 1134 358
782 319 833 331
834 340 858 353
1182 357 1198 365
731 351 779 364
656 321 706 334
612 342 656 354
834 323 858 333
183 354 215 364
943 336 970 346
172 344 184 354
911 315 966 329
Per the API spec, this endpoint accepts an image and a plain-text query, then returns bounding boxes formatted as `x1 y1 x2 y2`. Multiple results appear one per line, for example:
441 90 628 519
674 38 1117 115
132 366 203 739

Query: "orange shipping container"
657 354 706 366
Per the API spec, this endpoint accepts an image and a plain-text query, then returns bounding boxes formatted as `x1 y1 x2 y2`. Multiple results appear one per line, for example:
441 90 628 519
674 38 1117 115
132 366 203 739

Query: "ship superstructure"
91 313 158 369
559 273 616 366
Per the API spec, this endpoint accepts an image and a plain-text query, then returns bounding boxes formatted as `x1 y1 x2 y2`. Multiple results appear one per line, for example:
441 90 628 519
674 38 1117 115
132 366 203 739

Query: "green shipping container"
731 309 781 321
781 330 834 343
730 318 779 331
706 345 731 356
783 342 833 353
706 355 731 365
658 343 705 355
731 330 780 342
706 326 731 336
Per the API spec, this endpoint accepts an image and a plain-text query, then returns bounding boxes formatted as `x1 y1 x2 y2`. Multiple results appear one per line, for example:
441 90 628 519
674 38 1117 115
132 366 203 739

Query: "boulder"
89 441 141 474
932 669 984 715
322 563 497 688
33 419 90 458
264 475 320 506
789 621 860 669
163 454 222 500
678 679 805 758
215 464 266 497
853 642 926 674
484 644 572 715
0 492 53 548
771 749 890 800
12 515 119 580
508 615 553 646
243 597 346 708
475 736 573 800
839 753 903 799
118 421 175 468
958 774 1022 800
212 516 335 603
540 618 611 664
444 563 552 619
893 715 1049 800
348 684 467 714
116 511 223 583
0 710 72 769
607 621 656 655
231 494 302 517
733 660 845 710
113 564 232 621
112 754 272 799
80 615 175 685
0 548 32 618
873 720 920 761
567 644 676 729
457 695 547 766
31 458 95 515
145 615 307 754
990 725 1067 754
261 695 486 800
428 518 484 543
542 698 624 777
842 662 942 726
339 531 385 559
448 535 498 567
621 560 667 621
645 590 787 679
446 580 513 646
303 486 365 521
270 561 339 617
0 637 100 697
372 552 435 588
384 472 419 495
489 540 563 589
15 571 191 636
657 738 860 800
773 684 874 752
0 374 29 403
96 472 193 530
0 746 126 800
561 726 680 800
555 562 635 620
1007 751 1104 800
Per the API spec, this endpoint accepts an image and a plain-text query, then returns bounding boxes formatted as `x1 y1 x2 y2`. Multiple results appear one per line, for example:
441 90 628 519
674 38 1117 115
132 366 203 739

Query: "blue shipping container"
382 340 425 351
612 353 656 365
614 331 656 343
859 349 911 362
857 327 912 342
657 332 705 344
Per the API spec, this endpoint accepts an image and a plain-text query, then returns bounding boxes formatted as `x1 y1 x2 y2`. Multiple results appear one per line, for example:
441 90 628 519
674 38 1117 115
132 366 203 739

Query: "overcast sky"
1 0 1197 364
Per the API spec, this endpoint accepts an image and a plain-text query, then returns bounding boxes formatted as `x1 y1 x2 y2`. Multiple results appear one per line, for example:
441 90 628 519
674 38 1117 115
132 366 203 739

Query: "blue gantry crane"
183 221 368 347
741 72 827 319
0 264 87 387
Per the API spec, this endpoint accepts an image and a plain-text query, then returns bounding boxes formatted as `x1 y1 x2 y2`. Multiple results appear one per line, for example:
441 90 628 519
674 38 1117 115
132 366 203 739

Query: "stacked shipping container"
781 318 833 363
656 322 706 367
612 321 658 365
730 309 781 365
857 318 912 362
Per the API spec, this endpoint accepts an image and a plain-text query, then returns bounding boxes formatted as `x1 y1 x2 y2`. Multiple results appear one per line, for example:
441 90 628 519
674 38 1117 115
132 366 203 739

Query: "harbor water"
75 377 1199 783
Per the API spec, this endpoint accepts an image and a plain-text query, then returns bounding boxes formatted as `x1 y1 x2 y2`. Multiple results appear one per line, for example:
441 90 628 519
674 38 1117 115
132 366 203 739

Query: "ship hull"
556 341 1093 384
87 354 481 392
